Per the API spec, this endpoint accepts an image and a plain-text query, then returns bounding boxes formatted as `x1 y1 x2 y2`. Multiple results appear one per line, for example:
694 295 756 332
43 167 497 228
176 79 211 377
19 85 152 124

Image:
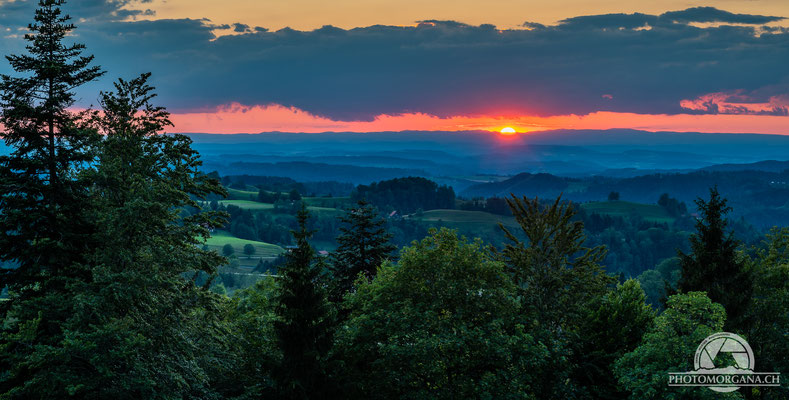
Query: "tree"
0 1 104 395
258 188 275 203
289 189 302 201
273 204 335 399
614 292 736 400
223 243 235 257
497 195 613 332
229 277 280 397
677 187 751 330
329 200 396 302
244 243 257 258
608 191 620 201
495 195 615 397
0 0 104 299
336 228 546 399
53 74 230 398
742 228 789 400
575 280 655 399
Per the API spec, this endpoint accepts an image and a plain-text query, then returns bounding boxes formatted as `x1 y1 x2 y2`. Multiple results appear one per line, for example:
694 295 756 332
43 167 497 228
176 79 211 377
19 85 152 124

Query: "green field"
304 205 343 215
412 209 518 229
226 187 259 200
205 231 284 264
218 200 275 210
581 201 674 223
219 199 345 216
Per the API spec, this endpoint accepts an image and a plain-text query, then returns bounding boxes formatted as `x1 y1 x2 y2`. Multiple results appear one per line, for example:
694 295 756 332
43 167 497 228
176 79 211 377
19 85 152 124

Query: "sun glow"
500 127 517 135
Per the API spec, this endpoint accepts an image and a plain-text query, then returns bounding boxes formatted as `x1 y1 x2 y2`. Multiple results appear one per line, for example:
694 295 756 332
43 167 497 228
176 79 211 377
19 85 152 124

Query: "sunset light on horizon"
166 102 789 136
2 1 785 137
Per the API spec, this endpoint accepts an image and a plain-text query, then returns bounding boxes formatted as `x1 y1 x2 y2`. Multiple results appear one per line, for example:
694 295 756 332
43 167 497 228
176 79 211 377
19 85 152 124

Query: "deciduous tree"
614 292 735 400
336 228 545 399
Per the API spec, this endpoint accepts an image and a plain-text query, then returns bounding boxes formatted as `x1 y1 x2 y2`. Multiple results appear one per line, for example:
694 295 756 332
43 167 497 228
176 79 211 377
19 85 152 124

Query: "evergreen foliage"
496 195 615 397
329 200 395 302
273 204 335 399
56 73 231 398
0 1 105 395
677 187 752 329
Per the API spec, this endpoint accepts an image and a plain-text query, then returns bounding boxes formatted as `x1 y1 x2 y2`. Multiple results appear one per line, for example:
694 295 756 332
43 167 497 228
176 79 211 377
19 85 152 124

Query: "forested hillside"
0 2 787 399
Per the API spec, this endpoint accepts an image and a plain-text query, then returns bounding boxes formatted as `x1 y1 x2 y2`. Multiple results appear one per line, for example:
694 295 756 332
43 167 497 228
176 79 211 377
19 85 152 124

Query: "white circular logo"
693 332 754 393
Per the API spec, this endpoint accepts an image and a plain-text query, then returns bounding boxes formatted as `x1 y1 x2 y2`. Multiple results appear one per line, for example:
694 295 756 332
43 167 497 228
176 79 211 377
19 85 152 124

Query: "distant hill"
202 161 429 184
580 201 675 224
462 173 573 198
700 160 789 173
461 169 789 228
189 129 789 178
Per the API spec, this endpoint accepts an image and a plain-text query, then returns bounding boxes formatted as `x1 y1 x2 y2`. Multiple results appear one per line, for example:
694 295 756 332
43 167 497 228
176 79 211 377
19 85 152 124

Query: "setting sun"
500 127 517 135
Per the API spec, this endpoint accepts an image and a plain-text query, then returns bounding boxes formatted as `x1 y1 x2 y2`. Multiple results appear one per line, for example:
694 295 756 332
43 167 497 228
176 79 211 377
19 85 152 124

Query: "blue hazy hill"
187 129 789 182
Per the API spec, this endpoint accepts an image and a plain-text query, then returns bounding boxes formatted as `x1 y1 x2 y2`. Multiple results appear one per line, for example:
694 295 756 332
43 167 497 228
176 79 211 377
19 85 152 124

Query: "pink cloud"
167 102 789 135
680 90 789 116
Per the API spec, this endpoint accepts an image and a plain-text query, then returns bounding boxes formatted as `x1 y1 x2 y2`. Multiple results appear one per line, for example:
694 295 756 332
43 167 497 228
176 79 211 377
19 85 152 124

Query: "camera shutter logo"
668 332 781 393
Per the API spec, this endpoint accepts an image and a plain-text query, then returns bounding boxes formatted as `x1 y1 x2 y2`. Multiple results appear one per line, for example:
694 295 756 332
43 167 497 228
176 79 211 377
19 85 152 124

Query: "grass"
305 205 343 215
218 200 275 210
226 187 259 200
219 199 344 216
204 231 284 261
412 209 518 229
580 201 674 223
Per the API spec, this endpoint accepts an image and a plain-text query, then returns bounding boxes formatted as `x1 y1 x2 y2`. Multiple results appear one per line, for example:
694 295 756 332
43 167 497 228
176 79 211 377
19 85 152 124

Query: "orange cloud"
167 103 789 135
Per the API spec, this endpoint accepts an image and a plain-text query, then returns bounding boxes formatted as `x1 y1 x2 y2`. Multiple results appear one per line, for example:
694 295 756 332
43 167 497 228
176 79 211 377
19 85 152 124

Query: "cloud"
558 7 785 29
232 22 250 33
680 85 789 116
0 3 787 121
661 7 784 25
0 0 155 23
165 102 789 136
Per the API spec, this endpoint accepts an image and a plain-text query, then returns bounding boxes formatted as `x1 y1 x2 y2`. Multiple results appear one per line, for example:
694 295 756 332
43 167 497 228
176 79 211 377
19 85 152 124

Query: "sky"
0 0 788 135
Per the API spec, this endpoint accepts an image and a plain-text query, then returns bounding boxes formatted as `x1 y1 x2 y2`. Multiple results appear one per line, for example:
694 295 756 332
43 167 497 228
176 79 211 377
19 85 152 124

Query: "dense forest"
352 176 456 214
0 2 787 399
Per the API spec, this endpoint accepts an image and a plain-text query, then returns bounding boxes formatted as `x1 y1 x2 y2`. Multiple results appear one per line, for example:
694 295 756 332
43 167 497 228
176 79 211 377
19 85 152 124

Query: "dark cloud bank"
0 1 787 120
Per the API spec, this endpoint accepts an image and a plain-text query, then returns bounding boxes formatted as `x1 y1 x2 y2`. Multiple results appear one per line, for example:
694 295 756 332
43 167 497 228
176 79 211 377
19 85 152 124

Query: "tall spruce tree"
677 187 751 330
0 0 103 295
48 73 231 398
0 1 104 395
274 204 335 399
329 199 395 302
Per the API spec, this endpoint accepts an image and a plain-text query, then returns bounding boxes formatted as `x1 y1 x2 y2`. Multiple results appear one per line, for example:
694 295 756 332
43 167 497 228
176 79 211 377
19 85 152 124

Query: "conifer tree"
329 199 395 301
0 1 104 395
274 204 335 399
498 195 612 330
0 0 103 297
496 195 614 398
677 186 751 330
48 73 231 398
